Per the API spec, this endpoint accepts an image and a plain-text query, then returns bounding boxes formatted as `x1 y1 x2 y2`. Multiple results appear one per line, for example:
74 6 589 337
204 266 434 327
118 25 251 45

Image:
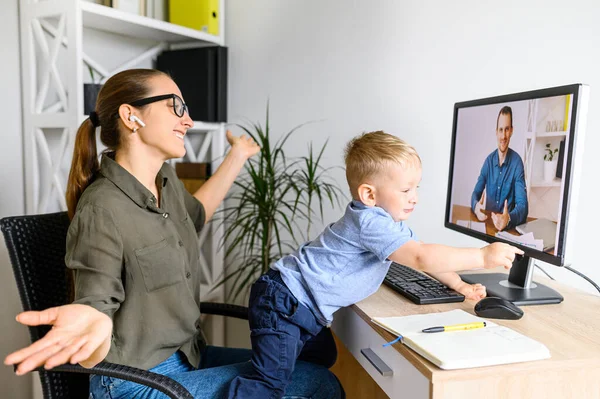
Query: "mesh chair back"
1 212 89 398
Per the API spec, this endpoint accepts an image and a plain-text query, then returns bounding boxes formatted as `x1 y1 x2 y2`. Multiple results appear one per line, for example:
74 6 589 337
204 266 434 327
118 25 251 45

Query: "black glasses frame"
129 93 189 117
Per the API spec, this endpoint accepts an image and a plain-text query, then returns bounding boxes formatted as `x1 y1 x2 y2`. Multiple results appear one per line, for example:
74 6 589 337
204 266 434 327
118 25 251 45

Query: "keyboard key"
383 262 465 305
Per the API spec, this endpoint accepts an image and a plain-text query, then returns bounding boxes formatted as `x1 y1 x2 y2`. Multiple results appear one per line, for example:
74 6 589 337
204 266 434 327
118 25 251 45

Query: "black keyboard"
383 262 465 304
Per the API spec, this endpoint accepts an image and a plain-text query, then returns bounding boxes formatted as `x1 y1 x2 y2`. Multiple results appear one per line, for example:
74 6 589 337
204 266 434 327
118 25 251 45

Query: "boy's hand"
453 281 487 300
480 242 524 270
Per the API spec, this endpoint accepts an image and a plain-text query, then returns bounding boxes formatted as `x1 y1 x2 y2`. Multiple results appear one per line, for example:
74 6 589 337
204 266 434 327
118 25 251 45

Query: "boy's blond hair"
344 131 421 199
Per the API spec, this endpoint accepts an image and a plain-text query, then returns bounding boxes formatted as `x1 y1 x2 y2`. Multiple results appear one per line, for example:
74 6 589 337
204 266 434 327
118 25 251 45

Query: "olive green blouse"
66 154 207 370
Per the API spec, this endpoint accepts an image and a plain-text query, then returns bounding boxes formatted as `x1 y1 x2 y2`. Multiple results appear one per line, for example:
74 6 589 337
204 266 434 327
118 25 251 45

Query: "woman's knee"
310 367 343 399
288 362 343 399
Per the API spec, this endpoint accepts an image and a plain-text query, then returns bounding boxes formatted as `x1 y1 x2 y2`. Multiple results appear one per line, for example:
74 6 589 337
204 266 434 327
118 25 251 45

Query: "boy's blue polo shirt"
272 200 416 326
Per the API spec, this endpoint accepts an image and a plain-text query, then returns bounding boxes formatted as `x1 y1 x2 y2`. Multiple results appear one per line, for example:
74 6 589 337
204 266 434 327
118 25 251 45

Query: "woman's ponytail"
66 118 99 219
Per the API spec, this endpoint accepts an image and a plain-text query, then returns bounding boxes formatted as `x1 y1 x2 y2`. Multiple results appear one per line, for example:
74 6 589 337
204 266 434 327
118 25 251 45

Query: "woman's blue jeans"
89 345 342 398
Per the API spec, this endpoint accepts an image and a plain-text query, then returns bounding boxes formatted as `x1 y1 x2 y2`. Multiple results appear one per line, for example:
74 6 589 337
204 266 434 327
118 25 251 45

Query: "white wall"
0 0 32 398
225 0 600 321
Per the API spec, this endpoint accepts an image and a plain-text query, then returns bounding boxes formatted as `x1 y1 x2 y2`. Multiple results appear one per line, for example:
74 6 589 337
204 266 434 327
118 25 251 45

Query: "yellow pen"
421 321 486 333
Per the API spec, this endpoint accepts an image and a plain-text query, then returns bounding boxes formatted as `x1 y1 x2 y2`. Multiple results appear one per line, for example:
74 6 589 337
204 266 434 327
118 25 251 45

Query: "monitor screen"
445 84 589 305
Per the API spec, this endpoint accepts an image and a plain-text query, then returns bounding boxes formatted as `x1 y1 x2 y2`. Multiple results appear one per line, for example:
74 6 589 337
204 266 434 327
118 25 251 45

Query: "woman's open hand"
4 304 113 375
226 130 260 160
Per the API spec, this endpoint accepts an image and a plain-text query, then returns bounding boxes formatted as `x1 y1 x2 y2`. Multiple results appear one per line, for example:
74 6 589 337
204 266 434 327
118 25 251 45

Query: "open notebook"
372 309 550 370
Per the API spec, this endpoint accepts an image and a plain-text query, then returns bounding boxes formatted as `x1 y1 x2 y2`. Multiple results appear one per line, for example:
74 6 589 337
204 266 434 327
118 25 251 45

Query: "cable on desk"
534 264 555 280
564 265 600 294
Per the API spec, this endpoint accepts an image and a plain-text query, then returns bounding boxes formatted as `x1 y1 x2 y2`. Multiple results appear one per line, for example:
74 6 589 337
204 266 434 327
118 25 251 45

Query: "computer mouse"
474 297 524 320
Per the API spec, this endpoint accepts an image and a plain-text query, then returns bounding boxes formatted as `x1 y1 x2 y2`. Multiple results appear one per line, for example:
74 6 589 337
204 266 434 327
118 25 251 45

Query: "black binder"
556 139 565 179
156 46 227 122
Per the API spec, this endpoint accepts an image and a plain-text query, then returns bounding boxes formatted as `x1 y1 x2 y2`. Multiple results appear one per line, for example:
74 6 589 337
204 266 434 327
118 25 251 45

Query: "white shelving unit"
523 95 571 220
19 0 227 348
81 2 225 45
530 178 561 188
536 131 568 139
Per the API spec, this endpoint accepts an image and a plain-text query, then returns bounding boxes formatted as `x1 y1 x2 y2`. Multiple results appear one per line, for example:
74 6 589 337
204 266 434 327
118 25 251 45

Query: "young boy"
228 131 523 399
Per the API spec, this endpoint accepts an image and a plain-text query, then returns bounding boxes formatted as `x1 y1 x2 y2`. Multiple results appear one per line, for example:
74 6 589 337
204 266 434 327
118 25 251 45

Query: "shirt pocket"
135 238 184 292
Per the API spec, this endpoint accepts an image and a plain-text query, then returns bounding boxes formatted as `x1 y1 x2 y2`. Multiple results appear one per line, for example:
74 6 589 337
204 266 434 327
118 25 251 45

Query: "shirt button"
186 271 191 279
178 240 184 247
162 213 169 218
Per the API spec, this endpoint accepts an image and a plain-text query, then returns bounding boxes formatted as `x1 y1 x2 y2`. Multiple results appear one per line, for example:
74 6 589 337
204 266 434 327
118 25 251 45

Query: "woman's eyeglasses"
129 94 189 117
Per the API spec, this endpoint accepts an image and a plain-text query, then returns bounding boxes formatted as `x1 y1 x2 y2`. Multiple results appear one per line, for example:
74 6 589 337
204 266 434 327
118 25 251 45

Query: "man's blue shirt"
471 148 528 229
272 201 416 326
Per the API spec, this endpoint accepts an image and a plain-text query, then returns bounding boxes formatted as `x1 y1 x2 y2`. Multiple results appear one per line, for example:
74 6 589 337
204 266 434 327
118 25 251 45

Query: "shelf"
531 179 561 188
79 115 221 132
81 2 223 45
189 121 223 132
535 131 567 138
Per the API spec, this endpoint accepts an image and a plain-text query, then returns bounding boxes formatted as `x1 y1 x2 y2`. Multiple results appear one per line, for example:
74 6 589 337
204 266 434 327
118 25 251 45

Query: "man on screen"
471 106 528 231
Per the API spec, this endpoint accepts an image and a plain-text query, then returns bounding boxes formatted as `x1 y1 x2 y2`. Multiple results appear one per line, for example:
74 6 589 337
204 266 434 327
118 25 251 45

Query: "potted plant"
543 142 559 182
218 106 345 300
84 66 102 115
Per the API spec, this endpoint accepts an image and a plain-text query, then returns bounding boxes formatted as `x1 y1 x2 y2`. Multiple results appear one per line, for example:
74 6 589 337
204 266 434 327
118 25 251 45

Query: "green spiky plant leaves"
218 105 345 300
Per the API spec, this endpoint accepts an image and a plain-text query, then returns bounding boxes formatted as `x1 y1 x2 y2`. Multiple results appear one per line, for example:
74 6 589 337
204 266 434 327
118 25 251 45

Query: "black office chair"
1 212 249 399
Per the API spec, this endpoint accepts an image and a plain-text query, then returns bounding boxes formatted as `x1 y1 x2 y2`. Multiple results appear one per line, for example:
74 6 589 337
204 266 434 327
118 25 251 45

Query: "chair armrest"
30 362 193 399
19 302 248 398
200 302 249 320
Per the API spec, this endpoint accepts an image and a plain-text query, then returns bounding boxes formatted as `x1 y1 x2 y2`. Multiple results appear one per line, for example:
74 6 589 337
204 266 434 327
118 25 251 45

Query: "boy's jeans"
227 269 339 399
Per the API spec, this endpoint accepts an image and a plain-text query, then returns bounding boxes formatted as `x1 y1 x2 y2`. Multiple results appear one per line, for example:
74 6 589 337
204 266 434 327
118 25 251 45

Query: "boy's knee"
297 341 337 369
324 349 338 369
319 329 338 368
227 375 285 399
298 328 338 368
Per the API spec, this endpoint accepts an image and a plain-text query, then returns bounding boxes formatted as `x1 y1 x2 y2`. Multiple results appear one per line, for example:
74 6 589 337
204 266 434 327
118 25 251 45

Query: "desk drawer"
332 307 429 398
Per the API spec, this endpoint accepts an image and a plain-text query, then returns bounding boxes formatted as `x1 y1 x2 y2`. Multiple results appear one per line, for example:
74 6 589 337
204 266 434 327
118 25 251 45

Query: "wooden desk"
451 204 554 255
331 270 600 399
450 204 535 237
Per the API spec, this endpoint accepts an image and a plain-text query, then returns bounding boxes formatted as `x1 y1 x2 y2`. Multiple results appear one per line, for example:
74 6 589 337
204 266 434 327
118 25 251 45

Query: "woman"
4 69 342 399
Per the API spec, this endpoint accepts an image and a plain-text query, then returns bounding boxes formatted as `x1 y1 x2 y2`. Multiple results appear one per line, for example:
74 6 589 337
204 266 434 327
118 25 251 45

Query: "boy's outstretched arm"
389 240 523 274
427 270 463 289
427 271 487 300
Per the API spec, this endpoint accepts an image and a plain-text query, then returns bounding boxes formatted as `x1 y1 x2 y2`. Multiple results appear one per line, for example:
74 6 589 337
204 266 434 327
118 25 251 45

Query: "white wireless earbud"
129 115 146 127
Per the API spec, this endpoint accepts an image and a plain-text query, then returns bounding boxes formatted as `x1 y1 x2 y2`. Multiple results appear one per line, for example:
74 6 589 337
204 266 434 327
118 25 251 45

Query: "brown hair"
497 105 513 129
65 69 168 219
344 131 421 199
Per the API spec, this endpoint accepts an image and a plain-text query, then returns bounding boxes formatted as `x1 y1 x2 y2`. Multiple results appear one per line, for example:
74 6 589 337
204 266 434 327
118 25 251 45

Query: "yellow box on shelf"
169 0 219 35
564 94 571 131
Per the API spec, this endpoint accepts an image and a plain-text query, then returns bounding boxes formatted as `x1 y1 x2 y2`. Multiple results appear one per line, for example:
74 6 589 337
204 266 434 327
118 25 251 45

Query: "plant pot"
543 159 558 182
83 83 103 115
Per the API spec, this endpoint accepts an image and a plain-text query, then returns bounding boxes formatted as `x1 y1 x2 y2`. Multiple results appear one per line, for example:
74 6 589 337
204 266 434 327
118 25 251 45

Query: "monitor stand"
460 255 563 306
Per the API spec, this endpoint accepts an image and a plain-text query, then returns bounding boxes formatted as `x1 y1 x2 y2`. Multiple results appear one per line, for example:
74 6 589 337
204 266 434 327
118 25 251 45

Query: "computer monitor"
445 84 589 305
